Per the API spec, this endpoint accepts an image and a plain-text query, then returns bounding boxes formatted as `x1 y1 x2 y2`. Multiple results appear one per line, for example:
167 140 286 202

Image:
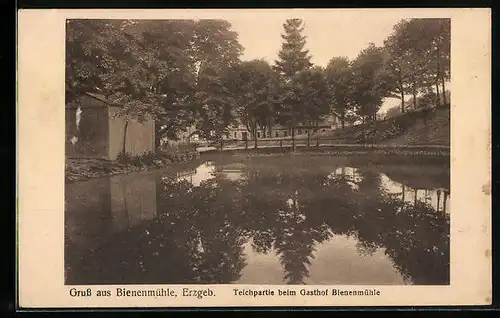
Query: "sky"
223 10 415 112
227 12 403 66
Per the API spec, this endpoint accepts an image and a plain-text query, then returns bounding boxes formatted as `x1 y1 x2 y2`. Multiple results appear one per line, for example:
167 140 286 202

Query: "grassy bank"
312 106 450 146
200 147 450 168
203 144 450 157
205 107 450 151
66 148 200 183
381 108 450 146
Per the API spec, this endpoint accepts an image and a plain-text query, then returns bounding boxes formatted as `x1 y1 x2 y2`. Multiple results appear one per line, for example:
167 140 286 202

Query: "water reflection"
175 161 215 186
65 156 450 285
331 167 451 215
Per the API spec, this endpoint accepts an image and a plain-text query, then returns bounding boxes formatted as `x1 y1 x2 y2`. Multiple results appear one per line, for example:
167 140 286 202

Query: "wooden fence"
193 136 450 152
192 105 450 152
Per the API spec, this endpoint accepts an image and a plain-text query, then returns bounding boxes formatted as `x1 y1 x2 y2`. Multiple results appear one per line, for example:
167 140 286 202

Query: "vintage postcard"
17 8 491 308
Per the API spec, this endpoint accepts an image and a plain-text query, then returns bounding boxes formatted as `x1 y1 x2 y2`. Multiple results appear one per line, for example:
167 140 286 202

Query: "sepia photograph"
64 15 451 286
17 8 491 308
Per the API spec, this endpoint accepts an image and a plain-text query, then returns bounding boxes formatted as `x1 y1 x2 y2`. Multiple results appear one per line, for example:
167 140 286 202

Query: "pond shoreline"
65 151 202 184
201 144 450 157
66 145 449 183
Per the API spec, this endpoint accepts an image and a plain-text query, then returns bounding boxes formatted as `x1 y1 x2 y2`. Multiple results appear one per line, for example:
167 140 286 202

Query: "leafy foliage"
66 17 450 149
294 66 330 128
191 20 244 141
231 60 279 142
350 43 392 122
273 18 322 147
273 19 313 78
66 19 243 144
325 56 354 128
382 18 451 112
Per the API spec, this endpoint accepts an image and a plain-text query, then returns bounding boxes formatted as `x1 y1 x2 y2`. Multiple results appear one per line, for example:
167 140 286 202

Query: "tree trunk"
361 116 365 144
443 191 448 214
307 121 311 147
437 44 447 106
154 121 162 149
441 77 447 105
268 118 273 138
246 122 253 142
400 90 405 113
122 119 129 155
253 123 258 149
291 126 296 152
412 83 417 110
437 190 441 212
435 81 441 108
340 109 345 129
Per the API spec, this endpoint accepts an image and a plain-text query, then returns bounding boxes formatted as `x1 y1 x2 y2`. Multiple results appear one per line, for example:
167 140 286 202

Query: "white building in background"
222 111 345 140
159 124 199 145
159 108 352 143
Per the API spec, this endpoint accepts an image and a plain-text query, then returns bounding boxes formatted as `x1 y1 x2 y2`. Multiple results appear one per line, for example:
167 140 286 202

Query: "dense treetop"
66 17 450 143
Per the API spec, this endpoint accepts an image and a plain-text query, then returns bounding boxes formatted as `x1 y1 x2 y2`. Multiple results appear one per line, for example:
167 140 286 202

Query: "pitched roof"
66 92 124 109
84 92 122 107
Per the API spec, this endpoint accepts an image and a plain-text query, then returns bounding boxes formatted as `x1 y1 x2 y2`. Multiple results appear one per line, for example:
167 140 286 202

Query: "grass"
381 108 450 146
213 106 450 150
311 106 450 146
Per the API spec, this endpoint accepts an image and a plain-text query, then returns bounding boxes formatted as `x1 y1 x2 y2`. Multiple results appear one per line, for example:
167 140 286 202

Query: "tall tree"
232 59 279 148
388 19 427 110
66 19 245 150
384 18 450 111
126 20 199 146
66 19 168 154
350 43 392 123
66 19 105 103
415 18 451 106
295 66 330 144
274 18 313 151
437 19 451 105
325 56 353 128
383 20 413 113
409 19 441 109
274 19 313 78
191 19 244 141
66 20 144 104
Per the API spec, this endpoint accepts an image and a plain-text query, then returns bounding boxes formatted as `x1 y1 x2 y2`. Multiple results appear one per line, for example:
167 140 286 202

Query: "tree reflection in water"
65 160 450 285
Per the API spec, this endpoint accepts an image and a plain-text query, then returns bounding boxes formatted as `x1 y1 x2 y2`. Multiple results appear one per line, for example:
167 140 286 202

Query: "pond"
65 154 450 286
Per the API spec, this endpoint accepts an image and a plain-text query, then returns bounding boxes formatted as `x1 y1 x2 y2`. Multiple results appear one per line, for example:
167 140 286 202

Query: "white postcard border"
17 8 491 308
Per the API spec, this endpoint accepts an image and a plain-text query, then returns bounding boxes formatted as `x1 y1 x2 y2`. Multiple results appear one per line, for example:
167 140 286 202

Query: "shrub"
117 151 163 167
157 142 198 163
117 144 198 167
116 151 133 164
139 151 156 166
